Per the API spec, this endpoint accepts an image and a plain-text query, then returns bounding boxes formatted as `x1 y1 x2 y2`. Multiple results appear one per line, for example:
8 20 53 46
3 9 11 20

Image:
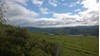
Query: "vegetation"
0 0 7 24
0 24 57 56
0 23 99 56
30 33 99 56
0 1 99 56
25 26 99 36
0 1 56 56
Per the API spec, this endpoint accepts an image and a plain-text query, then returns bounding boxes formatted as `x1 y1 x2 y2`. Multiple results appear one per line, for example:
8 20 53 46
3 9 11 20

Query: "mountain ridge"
23 25 99 36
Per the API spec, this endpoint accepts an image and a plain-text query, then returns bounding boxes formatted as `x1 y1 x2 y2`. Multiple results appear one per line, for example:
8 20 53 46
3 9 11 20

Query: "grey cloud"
3 0 38 26
2 0 99 28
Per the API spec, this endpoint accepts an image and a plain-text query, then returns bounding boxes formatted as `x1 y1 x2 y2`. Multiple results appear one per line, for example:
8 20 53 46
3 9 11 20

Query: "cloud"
78 10 99 25
76 0 81 4
53 13 81 24
4 0 38 26
5 2 38 17
2 0 99 28
64 2 77 7
81 0 99 11
52 7 99 27
16 18 60 27
74 9 81 12
39 7 50 14
79 0 99 25
5 0 28 6
53 13 76 19
49 0 58 7
32 0 43 6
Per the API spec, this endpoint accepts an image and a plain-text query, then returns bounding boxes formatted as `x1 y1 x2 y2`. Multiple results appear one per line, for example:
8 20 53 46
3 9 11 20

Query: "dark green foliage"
0 25 29 56
0 24 56 56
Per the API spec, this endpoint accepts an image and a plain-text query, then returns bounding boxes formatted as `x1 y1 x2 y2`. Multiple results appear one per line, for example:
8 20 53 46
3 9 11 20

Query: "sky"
2 0 99 28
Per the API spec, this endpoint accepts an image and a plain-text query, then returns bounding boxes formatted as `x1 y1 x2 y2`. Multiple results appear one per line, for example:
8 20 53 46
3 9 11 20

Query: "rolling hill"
24 25 99 36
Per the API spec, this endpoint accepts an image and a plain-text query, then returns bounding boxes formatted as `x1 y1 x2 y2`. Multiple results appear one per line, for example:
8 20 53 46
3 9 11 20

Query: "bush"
0 25 56 56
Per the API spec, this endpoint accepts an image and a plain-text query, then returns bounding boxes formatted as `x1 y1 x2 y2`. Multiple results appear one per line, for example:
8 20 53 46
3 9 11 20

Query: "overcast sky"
3 0 99 28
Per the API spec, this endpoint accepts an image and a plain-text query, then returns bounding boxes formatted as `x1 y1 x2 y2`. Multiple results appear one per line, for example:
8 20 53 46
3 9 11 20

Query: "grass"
0 24 98 56
30 33 99 56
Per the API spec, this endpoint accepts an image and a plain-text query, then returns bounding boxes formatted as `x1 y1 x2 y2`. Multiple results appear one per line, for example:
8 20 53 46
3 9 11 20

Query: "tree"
0 0 7 24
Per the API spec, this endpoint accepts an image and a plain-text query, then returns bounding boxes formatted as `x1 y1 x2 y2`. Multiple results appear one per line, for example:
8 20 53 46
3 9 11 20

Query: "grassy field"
0 24 99 56
31 33 99 56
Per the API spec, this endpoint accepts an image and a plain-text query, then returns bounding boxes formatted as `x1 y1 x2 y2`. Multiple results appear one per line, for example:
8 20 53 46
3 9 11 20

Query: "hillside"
0 24 57 56
0 24 99 56
24 25 99 36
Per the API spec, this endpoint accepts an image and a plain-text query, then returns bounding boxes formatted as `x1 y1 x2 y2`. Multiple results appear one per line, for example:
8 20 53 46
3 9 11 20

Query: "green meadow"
31 33 99 56
0 24 99 56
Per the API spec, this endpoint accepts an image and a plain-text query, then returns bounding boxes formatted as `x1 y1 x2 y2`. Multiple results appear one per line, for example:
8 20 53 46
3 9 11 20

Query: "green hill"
0 23 99 56
24 25 99 36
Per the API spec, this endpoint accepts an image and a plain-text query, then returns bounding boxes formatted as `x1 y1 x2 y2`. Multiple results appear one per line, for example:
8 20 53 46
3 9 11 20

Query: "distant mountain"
24 25 99 36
